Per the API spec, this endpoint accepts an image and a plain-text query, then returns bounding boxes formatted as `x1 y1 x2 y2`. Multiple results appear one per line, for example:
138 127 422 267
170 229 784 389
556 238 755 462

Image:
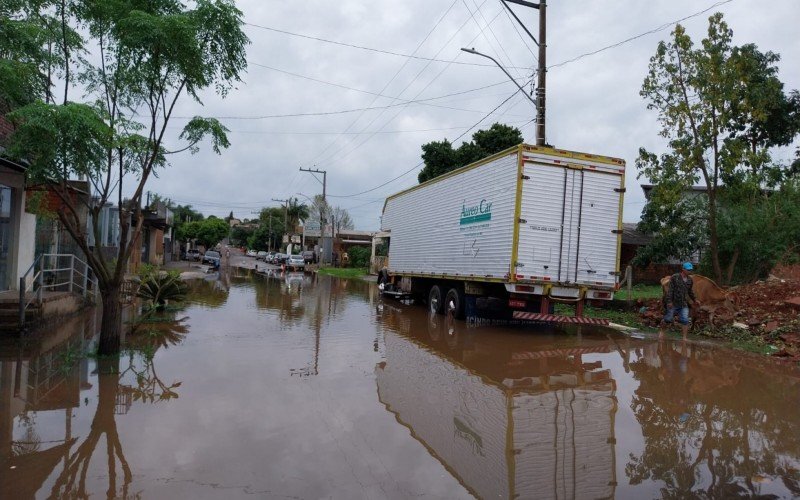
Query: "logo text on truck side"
460 199 492 225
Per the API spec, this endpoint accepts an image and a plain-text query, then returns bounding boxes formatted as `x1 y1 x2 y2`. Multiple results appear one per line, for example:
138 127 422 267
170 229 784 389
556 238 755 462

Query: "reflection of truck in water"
379 144 625 324
375 310 617 499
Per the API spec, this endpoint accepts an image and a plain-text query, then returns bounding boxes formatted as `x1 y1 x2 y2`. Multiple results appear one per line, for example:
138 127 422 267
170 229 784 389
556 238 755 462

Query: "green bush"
136 270 188 310
347 246 370 268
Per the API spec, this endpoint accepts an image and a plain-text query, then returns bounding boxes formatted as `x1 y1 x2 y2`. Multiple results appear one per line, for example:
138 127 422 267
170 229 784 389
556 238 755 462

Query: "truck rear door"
516 161 622 288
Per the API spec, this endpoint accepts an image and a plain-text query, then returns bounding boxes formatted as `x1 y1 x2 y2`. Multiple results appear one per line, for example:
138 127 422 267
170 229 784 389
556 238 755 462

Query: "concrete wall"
16 206 36 289
0 167 36 290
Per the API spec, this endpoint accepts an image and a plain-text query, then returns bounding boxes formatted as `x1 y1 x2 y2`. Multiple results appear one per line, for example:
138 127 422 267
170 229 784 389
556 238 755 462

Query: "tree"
5 0 248 354
309 194 330 232
194 217 229 248
417 123 523 183
229 224 253 247
637 13 799 283
286 197 309 232
330 206 353 236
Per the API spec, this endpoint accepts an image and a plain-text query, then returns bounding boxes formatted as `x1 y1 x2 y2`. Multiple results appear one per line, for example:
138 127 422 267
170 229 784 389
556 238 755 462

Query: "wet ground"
1 266 799 499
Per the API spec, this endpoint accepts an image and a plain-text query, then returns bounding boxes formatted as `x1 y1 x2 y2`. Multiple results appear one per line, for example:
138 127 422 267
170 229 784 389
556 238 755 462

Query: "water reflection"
376 305 619 499
0 306 183 498
1 273 798 498
627 340 800 498
375 301 800 498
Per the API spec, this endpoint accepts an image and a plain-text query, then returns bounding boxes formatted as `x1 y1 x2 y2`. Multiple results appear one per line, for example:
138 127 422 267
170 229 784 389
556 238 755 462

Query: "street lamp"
460 48 537 108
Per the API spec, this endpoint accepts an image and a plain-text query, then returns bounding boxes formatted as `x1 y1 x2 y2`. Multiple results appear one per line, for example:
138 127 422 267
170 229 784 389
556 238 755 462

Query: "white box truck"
380 144 625 323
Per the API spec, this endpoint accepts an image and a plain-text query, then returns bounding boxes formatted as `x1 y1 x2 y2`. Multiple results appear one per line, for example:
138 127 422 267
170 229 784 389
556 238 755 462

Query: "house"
0 156 36 291
127 200 174 272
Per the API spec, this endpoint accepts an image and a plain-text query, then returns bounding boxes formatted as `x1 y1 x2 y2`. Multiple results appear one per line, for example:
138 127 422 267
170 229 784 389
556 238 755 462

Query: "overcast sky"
148 0 800 229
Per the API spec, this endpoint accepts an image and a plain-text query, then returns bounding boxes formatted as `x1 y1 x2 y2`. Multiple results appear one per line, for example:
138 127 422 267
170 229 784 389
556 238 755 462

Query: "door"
0 185 12 291
516 163 583 283
574 170 621 287
517 164 621 286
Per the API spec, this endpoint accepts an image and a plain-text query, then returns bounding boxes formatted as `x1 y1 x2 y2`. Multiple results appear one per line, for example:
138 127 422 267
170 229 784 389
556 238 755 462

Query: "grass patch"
614 284 663 300
317 267 368 279
554 303 655 331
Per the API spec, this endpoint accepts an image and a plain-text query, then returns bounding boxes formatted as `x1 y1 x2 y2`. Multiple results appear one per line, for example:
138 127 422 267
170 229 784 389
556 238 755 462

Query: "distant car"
203 250 221 267
302 250 315 264
247 249 257 257
256 251 268 260
186 249 201 261
274 253 289 265
286 255 305 271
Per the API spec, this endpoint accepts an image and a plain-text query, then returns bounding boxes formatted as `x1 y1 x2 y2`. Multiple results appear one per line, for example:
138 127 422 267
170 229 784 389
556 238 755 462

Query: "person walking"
659 262 701 340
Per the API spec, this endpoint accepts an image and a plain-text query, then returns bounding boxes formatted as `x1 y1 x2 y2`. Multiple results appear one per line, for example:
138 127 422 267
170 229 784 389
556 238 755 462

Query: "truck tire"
428 285 444 315
445 287 465 320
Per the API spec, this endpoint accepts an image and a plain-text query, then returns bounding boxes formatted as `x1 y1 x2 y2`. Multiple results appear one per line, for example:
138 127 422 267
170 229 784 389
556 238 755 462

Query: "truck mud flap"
512 311 609 325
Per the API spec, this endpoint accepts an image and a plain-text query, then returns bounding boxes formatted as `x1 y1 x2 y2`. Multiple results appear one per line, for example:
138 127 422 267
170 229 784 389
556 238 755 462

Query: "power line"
327 85 531 199
185 119 530 136
172 79 520 120
243 21 533 71
298 0 461 168
320 4 509 169
548 0 735 69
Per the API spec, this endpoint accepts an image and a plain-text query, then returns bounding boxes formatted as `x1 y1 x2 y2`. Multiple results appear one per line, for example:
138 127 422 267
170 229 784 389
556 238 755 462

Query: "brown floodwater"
1 268 799 499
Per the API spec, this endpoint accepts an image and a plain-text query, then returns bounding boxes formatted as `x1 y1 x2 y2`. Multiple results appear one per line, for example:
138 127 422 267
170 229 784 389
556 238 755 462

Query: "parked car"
274 253 289 265
203 250 221 267
186 249 201 261
256 251 268 260
286 254 305 271
302 250 315 264
247 249 257 257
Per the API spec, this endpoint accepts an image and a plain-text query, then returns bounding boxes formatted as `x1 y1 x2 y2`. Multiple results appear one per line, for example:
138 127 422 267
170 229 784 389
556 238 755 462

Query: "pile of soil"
638 277 800 360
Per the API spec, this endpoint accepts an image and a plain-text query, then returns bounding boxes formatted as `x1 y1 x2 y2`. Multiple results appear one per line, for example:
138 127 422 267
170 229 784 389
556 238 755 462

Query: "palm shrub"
136 270 188 310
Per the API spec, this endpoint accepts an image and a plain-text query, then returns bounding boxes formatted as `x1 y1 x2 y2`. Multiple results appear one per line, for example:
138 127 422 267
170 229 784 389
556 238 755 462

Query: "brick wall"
0 115 14 145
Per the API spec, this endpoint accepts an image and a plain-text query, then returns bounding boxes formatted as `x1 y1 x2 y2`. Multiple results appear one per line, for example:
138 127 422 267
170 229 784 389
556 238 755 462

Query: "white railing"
19 253 99 328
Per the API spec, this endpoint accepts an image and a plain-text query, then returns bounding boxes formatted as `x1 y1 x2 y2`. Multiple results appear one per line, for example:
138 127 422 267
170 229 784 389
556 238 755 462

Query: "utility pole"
490 0 546 145
535 0 546 146
299 167 330 264
272 198 288 250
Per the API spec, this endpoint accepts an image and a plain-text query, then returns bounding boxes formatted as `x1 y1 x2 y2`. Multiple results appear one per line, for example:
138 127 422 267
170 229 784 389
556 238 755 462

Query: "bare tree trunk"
707 193 723 283
725 247 740 285
99 283 122 355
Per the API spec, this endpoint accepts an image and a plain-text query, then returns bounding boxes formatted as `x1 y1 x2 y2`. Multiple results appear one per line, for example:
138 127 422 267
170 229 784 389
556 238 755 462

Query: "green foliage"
7 101 109 182
417 123 523 183
135 269 188 310
347 246 370 268
229 224 253 246
286 198 309 231
714 180 800 283
317 267 367 279
637 13 800 282
634 182 708 266
194 217 229 248
2 0 248 354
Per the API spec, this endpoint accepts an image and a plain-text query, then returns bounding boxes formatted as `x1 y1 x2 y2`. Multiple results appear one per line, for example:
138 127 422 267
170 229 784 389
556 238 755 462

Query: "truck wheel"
445 287 465 320
428 285 444 315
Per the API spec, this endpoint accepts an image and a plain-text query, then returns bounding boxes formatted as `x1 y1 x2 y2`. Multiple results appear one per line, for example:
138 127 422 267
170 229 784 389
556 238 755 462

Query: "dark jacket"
666 272 696 309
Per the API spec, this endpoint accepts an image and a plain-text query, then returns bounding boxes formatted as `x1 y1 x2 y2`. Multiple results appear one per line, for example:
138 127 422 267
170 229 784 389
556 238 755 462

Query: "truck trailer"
380 143 625 324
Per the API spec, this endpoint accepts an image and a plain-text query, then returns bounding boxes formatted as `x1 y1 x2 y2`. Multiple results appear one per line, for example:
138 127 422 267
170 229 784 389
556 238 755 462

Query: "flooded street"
2 269 799 499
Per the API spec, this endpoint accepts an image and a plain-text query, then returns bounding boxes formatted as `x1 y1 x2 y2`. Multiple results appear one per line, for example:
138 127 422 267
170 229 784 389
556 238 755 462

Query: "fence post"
37 269 43 303
69 254 75 293
626 265 633 305
82 259 88 297
19 277 25 328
